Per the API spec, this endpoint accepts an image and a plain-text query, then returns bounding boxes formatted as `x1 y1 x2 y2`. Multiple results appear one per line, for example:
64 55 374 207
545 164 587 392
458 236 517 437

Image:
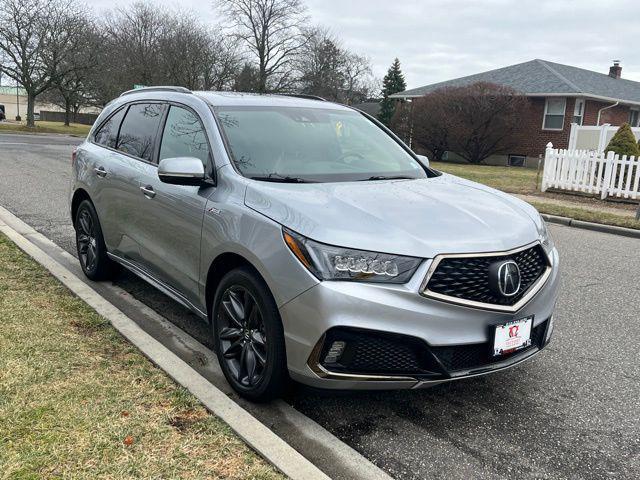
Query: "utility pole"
15 83 20 121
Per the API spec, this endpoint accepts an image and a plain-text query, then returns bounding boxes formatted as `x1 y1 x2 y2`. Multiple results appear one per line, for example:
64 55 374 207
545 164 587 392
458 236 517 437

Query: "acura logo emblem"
497 261 521 297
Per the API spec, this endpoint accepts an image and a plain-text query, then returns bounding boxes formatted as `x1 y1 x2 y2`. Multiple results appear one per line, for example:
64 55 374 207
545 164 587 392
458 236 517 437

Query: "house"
391 59 640 167
0 85 99 123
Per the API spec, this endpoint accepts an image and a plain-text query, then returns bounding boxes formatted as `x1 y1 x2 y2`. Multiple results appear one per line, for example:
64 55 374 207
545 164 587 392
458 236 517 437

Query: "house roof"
391 59 640 106
351 101 381 117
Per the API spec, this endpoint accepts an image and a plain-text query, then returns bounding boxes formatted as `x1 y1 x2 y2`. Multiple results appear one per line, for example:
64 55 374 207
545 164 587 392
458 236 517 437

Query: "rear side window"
159 106 210 166
94 107 126 148
117 103 165 162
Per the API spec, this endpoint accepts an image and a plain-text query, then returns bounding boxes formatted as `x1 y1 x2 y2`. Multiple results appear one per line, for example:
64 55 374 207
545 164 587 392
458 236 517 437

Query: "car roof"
193 91 353 111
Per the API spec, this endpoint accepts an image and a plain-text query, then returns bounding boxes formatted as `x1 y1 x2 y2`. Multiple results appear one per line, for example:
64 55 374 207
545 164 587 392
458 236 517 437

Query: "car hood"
244 174 542 258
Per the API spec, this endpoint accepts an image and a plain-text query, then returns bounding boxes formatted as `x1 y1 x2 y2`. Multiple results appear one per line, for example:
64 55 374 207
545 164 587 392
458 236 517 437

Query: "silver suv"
70 87 560 401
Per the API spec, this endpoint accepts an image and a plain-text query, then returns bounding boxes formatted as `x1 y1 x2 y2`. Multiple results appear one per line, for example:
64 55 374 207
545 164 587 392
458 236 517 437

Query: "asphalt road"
1 133 638 480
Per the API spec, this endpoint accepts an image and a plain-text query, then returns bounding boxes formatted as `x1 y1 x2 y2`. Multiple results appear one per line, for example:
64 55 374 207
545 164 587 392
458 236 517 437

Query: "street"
1 134 638 479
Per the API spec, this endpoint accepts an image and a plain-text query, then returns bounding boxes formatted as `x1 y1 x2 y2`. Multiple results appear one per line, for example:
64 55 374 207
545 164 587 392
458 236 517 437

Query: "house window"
630 109 640 127
508 154 526 167
572 98 585 125
543 97 566 130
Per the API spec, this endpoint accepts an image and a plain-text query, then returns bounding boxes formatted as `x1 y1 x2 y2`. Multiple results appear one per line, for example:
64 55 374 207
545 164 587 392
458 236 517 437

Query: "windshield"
214 106 428 183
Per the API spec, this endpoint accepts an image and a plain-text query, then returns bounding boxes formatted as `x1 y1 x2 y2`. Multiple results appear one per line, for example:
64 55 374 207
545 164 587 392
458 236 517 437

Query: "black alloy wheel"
218 286 268 388
77 207 98 273
74 199 116 281
213 267 288 401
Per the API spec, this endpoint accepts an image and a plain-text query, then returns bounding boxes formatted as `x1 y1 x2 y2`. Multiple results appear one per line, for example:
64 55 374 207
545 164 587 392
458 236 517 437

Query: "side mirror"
416 154 430 168
158 157 206 186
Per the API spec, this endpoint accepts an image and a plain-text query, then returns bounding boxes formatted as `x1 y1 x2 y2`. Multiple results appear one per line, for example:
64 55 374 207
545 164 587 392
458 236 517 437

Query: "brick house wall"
510 97 632 158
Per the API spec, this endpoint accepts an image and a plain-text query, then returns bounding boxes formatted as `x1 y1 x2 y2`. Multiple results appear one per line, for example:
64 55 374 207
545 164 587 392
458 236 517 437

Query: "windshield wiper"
249 173 313 183
360 175 415 181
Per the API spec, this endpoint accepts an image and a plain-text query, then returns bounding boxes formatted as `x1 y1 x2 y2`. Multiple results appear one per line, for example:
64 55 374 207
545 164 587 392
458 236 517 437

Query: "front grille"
425 244 548 306
431 320 547 372
319 328 442 376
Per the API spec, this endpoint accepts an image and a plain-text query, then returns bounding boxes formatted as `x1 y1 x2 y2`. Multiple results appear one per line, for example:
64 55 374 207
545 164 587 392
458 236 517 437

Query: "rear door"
107 102 167 265
89 105 147 260
134 104 215 309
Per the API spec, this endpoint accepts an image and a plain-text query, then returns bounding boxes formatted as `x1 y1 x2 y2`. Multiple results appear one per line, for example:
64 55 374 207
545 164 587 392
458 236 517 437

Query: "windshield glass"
214 106 428 183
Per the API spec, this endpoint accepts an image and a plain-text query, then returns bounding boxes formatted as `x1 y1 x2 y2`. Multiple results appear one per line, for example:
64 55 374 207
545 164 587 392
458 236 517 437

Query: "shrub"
605 123 640 157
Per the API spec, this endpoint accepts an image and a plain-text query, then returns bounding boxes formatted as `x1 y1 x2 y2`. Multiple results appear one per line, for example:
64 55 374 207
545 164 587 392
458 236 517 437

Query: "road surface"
1 133 638 479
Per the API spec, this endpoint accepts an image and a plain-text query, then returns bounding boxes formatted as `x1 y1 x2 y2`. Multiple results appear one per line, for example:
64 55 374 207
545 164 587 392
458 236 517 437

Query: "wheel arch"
205 252 268 321
70 188 92 225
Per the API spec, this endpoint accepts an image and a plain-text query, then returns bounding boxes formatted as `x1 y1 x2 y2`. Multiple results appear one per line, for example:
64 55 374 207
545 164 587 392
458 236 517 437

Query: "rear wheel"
212 267 288 402
75 199 116 281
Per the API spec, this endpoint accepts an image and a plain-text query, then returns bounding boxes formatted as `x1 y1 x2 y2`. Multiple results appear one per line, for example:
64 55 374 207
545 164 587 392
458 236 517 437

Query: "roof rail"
278 93 327 102
120 86 192 97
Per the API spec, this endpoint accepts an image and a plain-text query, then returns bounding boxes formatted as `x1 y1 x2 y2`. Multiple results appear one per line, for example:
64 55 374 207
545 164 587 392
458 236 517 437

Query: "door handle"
140 185 156 198
94 166 107 178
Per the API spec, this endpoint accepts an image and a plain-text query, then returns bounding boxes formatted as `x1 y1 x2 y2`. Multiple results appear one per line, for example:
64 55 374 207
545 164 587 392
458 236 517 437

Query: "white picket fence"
541 142 640 200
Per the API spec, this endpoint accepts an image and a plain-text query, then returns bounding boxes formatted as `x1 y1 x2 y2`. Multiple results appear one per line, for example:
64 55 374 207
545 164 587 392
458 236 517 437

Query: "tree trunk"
26 93 36 128
64 99 71 127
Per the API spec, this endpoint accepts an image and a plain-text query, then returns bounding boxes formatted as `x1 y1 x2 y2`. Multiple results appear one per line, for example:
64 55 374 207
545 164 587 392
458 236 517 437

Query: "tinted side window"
159 106 210 166
94 107 126 148
117 103 164 162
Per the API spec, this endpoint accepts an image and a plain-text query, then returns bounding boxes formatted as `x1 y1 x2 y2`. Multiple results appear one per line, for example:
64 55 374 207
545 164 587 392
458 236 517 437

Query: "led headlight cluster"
283 228 421 283
537 214 554 254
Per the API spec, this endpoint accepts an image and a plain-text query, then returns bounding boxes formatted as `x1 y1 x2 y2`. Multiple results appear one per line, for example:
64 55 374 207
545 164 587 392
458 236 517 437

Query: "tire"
212 267 288 402
74 199 116 281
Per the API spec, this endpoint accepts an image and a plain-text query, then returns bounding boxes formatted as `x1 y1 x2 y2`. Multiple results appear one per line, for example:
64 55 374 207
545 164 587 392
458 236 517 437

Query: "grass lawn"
0 233 282 479
432 161 639 231
0 120 91 136
528 201 640 230
431 161 540 194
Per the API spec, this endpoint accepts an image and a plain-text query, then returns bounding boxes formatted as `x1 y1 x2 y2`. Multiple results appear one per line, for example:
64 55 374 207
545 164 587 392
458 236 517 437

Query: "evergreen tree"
606 123 640 157
378 58 406 126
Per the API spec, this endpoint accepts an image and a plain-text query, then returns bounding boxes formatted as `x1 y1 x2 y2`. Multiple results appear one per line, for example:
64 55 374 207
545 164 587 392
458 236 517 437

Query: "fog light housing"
323 341 346 364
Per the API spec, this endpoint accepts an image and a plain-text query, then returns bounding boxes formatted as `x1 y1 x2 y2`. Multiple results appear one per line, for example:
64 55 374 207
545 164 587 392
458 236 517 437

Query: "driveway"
1 134 638 479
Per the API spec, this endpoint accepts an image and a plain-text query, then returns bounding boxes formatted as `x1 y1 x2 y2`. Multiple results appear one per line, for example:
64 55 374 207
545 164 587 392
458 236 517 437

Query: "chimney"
609 60 622 79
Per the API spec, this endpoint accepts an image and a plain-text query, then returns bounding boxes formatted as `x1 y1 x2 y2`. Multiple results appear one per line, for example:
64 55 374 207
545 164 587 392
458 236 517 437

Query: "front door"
135 105 215 311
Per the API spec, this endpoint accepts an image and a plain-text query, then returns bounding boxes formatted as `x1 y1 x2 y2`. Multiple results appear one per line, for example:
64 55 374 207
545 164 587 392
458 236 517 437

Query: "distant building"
392 59 640 166
0 85 99 122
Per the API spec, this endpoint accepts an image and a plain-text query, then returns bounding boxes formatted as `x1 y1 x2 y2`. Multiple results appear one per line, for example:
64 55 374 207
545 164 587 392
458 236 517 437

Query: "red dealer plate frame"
492 316 533 357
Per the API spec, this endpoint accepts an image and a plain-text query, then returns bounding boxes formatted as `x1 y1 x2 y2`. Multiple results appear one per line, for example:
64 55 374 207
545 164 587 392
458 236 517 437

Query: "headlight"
283 228 422 283
538 214 554 253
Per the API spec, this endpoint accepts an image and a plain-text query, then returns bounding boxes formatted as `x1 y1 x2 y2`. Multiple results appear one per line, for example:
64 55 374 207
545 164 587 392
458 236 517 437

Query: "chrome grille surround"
420 241 553 313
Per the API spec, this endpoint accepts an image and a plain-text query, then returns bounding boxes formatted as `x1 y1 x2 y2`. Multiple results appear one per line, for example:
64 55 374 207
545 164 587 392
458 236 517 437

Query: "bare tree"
102 2 169 90
297 27 374 103
44 22 101 125
297 27 345 100
408 82 528 164
202 36 242 90
0 0 87 127
217 0 308 93
341 52 373 104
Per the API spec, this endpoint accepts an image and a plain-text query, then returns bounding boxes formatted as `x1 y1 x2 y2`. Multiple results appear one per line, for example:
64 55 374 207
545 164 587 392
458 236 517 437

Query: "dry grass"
0 233 282 480
431 160 540 194
0 120 91 136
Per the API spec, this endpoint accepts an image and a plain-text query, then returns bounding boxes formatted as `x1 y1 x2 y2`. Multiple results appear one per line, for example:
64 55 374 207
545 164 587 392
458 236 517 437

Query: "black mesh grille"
318 321 548 377
426 244 548 306
320 328 441 376
431 320 547 372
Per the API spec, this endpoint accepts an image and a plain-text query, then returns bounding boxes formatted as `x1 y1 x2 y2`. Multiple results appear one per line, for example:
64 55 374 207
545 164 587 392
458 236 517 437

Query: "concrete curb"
542 213 640 239
0 206 330 480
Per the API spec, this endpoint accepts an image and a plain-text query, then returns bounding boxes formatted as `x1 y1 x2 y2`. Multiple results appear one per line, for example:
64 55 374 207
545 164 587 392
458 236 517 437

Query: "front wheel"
75 199 116 281
212 267 288 402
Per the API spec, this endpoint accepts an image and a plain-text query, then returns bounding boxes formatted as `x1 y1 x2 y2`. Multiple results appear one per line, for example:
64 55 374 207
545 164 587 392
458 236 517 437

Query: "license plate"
493 316 533 356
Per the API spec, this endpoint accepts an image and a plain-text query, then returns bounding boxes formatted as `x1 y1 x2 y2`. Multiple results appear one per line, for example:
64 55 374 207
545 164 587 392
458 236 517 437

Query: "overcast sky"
87 0 640 88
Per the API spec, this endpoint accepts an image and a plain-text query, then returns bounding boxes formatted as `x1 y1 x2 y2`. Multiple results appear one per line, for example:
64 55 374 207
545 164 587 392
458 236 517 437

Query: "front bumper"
279 247 560 390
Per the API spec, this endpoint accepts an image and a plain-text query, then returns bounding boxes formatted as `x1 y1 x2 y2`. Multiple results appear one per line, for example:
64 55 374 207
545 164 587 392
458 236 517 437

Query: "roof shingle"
392 59 640 105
